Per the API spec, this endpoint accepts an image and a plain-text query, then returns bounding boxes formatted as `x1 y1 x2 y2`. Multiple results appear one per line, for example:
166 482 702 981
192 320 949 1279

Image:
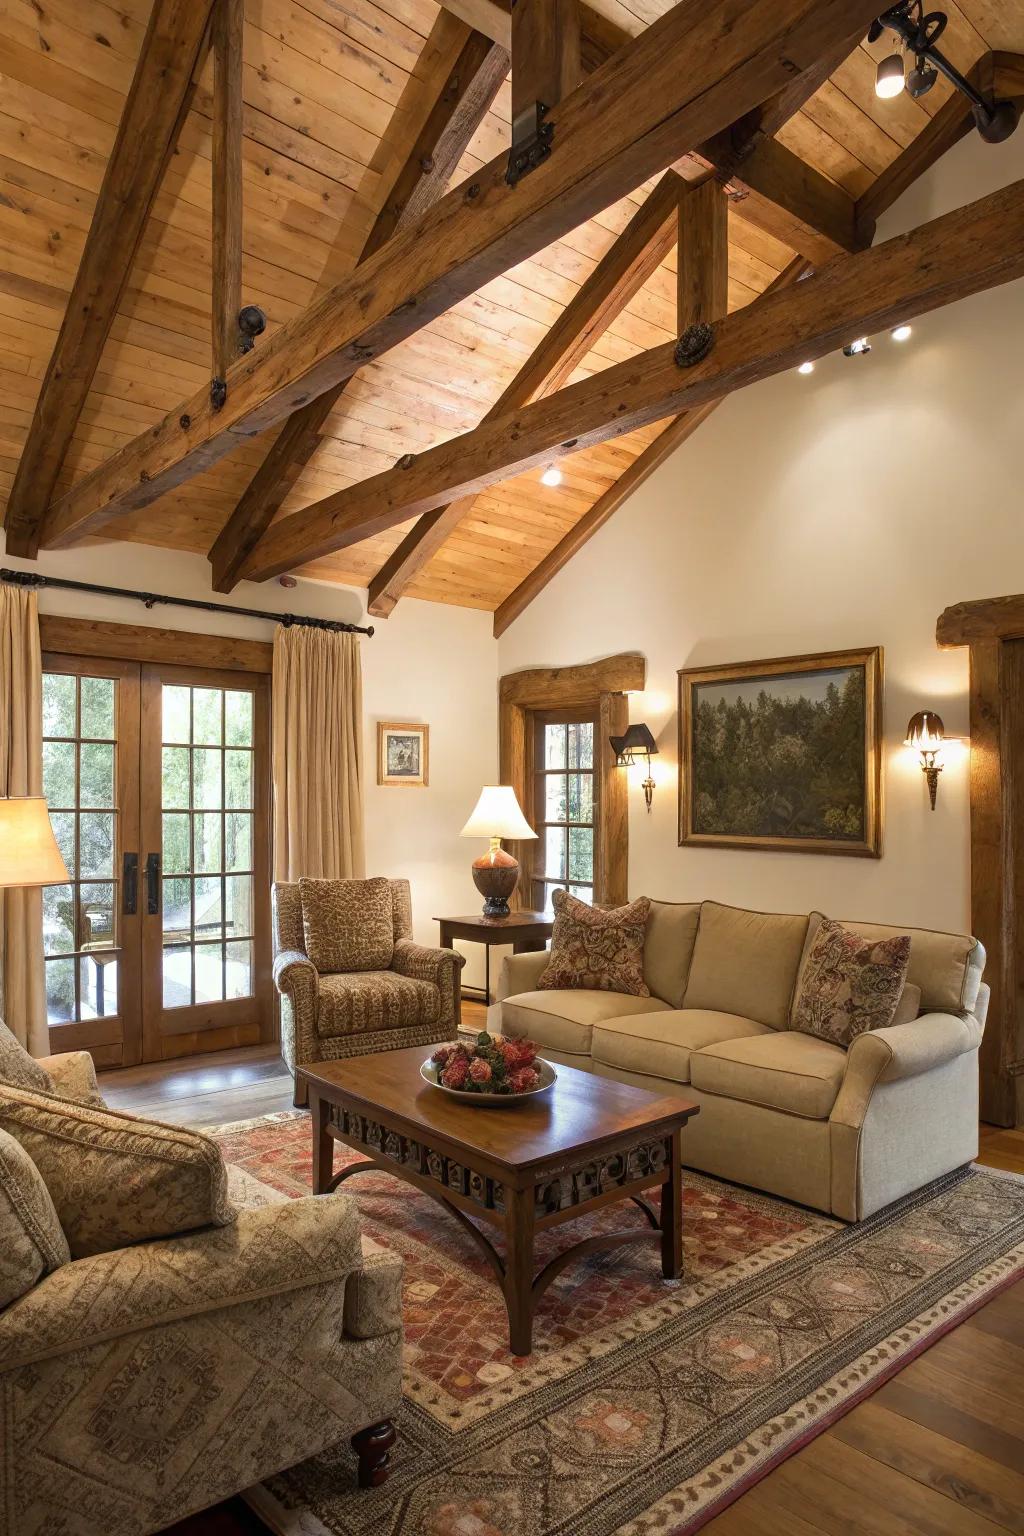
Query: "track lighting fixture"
541 464 562 487
870 4 1019 142
843 338 872 357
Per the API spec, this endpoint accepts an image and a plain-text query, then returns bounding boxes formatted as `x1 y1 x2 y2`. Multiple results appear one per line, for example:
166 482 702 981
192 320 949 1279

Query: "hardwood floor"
97 1018 1024 1536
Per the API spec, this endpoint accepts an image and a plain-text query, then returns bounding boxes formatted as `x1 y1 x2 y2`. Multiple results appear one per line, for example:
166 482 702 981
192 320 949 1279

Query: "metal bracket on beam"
674 323 715 368
237 305 267 357
210 378 228 412
506 102 554 186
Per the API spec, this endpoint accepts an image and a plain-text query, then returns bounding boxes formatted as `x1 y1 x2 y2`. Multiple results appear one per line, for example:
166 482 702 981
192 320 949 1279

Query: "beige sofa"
490 900 988 1221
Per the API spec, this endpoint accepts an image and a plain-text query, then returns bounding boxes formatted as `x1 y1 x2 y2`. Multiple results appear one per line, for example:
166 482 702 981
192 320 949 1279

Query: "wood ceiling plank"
40 0 879 557
366 167 687 616
244 176 1024 580
1 0 217 559
206 17 510 591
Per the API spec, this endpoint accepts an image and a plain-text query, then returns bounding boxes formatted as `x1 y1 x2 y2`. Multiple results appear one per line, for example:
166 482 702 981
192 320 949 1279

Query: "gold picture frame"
678 647 883 857
377 721 429 787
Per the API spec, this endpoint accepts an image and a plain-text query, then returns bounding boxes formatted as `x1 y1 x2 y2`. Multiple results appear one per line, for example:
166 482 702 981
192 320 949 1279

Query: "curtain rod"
0 569 374 637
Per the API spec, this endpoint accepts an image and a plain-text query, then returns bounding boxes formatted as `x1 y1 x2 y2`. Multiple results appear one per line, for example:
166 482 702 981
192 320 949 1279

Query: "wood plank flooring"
96 1017 1024 1536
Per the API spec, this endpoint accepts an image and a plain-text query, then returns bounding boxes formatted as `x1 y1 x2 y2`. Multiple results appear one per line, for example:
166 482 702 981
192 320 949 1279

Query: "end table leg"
311 1090 334 1194
661 1128 684 1280
505 1185 536 1356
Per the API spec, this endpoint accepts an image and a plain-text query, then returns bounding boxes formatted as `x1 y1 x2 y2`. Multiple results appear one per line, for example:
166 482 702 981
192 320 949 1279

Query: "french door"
42 654 272 1067
530 707 599 915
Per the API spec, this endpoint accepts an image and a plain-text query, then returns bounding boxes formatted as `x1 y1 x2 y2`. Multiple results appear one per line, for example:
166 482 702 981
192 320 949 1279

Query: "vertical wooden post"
511 0 582 122
212 0 244 380
677 177 730 329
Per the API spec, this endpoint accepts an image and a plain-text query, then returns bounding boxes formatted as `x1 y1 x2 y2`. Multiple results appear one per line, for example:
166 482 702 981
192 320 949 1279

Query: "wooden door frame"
498 654 646 908
937 596 1024 1127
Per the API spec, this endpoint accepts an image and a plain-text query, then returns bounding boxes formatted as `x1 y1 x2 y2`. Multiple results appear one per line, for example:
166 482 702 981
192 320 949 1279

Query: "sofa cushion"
299 876 394 973
501 990 670 1057
0 1085 236 1259
317 971 441 1038
792 917 911 1048
0 1127 70 1310
592 1009 772 1085
538 891 651 996
0 1016 54 1095
682 901 809 1029
690 1031 847 1120
800 912 984 1016
643 901 701 1008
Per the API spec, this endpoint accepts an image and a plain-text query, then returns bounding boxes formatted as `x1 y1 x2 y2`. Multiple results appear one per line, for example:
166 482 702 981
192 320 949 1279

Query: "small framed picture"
377 721 429 787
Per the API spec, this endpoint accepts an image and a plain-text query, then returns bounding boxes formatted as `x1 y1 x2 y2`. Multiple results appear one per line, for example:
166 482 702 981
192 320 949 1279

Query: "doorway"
41 653 272 1067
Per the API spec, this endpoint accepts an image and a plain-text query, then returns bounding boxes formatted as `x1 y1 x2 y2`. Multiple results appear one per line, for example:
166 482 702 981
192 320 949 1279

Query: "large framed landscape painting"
678 647 883 857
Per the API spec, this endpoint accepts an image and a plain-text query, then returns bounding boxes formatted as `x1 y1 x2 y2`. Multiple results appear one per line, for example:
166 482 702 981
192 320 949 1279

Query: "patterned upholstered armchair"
273 876 465 1106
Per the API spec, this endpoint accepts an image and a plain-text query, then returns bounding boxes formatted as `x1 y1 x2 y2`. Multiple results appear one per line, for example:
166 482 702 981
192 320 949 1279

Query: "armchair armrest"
0 1194 368 1372
496 947 550 1002
37 1049 104 1107
273 947 318 997
392 938 465 983
832 1010 984 1131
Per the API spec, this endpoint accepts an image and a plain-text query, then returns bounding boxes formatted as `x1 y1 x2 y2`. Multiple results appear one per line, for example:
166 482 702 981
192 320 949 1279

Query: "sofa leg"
352 1419 396 1488
293 1075 309 1109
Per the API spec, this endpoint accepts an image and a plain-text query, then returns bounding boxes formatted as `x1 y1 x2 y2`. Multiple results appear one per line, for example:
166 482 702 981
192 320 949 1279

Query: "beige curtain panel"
272 626 365 883
0 584 47 1055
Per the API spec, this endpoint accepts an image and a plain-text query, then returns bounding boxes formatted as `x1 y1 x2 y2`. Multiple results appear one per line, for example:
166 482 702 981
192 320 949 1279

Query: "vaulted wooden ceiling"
1 0 1021 623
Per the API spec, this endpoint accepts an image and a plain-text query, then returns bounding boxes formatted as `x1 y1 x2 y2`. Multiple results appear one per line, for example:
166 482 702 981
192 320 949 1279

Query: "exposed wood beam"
365 136 687 622
678 179 728 329
691 133 857 262
211 0 244 382
937 594 1024 647
492 258 806 637
41 0 880 556
511 0 582 123
207 21 509 591
242 179 1024 582
440 0 511 49
1 0 217 559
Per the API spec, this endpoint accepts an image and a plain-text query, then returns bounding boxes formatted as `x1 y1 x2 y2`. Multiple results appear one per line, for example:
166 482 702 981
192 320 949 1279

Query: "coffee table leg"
504 1185 536 1356
661 1128 684 1279
311 1089 334 1194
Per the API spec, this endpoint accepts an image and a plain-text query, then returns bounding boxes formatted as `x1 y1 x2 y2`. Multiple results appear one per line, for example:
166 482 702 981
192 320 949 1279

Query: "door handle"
123 853 138 915
145 852 161 916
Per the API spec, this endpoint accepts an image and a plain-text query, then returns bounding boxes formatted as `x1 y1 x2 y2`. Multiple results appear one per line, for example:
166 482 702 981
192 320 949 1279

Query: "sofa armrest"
496 948 550 1002
0 1194 368 1371
37 1049 104 1107
832 1011 984 1131
392 938 465 985
343 1244 404 1339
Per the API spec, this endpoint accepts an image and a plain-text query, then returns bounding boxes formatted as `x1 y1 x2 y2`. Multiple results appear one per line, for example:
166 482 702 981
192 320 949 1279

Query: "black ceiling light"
870 3 1019 142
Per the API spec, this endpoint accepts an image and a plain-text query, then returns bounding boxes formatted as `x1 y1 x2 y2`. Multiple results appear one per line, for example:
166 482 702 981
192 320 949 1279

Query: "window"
42 670 119 1024
532 711 597 915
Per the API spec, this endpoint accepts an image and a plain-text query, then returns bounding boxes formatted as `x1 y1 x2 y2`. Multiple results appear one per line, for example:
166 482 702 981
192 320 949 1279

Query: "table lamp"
0 797 69 888
459 786 537 917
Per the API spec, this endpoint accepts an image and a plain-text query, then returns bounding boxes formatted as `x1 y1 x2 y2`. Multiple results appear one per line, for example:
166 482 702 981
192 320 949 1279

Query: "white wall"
498 128 1024 934
0 533 498 988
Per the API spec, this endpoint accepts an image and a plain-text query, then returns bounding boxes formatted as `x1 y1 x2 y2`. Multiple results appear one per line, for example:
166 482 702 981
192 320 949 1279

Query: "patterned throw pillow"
538 891 651 996
792 916 912 1048
0 1016 54 1095
0 1085 236 1259
300 876 395 974
0 1126 70 1309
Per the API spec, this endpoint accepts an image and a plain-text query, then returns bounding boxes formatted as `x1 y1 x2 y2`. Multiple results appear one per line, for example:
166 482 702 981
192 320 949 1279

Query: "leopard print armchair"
273 877 465 1106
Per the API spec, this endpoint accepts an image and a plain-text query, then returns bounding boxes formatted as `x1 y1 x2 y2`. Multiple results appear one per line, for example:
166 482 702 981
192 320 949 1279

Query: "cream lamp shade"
459 786 537 841
0 798 70 888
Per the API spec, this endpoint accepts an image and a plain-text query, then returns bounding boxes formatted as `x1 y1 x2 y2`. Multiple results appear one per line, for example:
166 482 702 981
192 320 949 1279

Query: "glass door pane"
532 712 597 913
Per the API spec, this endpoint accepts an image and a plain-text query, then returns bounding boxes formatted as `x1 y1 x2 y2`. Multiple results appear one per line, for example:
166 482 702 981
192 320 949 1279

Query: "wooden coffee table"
299 1046 699 1356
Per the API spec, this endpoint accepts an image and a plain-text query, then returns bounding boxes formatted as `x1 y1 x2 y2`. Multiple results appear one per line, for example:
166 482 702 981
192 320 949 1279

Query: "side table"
436 910 553 1004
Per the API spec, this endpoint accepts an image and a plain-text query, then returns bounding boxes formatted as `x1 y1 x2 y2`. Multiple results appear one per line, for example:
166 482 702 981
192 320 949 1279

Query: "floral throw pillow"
792 917 912 1048
537 891 651 996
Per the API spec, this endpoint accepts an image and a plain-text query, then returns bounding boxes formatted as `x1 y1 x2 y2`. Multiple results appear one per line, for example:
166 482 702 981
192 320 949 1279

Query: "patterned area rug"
212 1111 1024 1536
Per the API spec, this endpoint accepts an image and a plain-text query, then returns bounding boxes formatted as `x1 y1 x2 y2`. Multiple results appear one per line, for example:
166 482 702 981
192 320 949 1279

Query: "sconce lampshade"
459 786 537 841
610 723 659 766
0 797 69 888
904 711 945 752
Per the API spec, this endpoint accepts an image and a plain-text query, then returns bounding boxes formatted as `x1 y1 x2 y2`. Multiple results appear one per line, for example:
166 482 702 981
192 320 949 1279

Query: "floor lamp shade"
0 798 70 888
459 787 537 917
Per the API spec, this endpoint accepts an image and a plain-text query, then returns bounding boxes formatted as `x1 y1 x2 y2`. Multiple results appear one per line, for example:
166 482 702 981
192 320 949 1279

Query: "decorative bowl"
419 1055 557 1107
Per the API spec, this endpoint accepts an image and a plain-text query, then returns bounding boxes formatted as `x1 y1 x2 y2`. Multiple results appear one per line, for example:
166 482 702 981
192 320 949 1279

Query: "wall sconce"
905 710 945 809
610 723 658 813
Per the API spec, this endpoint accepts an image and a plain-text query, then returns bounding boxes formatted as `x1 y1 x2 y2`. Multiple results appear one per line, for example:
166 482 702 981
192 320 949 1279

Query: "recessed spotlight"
843 337 871 358
797 361 814 375
875 52 906 99
891 324 913 342
541 464 562 487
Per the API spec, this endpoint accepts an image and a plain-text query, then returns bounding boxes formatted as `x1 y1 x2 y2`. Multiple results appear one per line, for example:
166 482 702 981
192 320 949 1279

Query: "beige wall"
497 128 1024 934
0 534 498 989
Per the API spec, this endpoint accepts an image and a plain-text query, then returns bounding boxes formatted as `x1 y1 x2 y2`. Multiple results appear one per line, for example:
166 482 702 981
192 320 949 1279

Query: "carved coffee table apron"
299 1046 700 1356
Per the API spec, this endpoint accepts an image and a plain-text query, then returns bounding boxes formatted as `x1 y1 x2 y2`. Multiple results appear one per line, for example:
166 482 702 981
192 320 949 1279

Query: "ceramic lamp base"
471 844 520 917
